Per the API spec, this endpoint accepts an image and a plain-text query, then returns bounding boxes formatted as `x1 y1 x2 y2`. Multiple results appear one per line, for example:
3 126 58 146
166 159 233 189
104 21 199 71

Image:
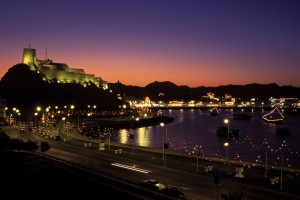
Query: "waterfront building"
168 101 184 107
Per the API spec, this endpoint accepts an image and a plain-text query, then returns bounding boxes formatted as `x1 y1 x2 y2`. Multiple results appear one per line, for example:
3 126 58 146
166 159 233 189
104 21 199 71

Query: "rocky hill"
1 64 300 113
108 81 300 101
0 64 124 116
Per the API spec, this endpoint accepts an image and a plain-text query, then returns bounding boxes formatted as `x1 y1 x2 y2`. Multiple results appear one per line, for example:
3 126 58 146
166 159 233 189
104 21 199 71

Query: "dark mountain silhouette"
1 64 300 115
108 81 300 102
199 83 300 99
145 81 192 101
0 64 124 116
146 81 179 88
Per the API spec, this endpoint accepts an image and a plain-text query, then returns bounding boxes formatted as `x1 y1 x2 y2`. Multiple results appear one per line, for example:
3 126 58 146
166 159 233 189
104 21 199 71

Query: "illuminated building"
22 47 108 90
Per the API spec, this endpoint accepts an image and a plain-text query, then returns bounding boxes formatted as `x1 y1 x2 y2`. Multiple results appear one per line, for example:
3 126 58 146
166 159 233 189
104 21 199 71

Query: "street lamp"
129 117 139 154
224 141 229 157
224 119 229 158
195 145 202 173
160 122 168 167
36 106 41 112
108 128 112 150
99 126 105 151
160 123 165 160
102 127 112 150
62 116 68 141
36 106 42 134
224 119 229 139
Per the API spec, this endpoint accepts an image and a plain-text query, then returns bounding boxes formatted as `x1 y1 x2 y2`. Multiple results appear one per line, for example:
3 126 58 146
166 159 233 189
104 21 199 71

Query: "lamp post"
12 107 16 126
129 118 139 154
196 145 202 173
224 119 229 139
130 129 134 154
108 128 112 150
36 106 42 134
99 126 105 151
77 111 80 130
14 108 20 124
224 119 229 158
160 122 168 166
99 130 102 150
61 116 68 141
17 112 21 123
160 123 165 160
224 141 229 158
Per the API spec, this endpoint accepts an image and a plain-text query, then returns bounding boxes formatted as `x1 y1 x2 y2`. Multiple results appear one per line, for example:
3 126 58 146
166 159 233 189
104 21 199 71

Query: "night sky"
1 0 300 87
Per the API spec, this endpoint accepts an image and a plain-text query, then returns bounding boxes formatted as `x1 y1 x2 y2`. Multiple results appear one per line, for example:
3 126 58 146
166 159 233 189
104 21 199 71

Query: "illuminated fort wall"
22 48 108 89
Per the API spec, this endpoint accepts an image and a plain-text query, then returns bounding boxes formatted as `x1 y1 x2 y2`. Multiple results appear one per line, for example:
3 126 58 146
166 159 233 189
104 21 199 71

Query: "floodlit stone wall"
22 48 108 89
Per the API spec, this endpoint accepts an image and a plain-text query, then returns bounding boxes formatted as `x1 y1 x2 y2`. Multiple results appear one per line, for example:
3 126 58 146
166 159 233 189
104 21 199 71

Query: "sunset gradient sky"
1 0 300 87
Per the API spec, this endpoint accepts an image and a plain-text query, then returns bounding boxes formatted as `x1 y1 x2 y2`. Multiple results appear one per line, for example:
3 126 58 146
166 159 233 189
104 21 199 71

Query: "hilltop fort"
22 47 108 89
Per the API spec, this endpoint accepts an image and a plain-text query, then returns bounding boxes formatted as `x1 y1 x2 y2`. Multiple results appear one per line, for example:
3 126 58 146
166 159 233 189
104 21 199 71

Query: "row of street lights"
32 105 231 162
5 107 21 126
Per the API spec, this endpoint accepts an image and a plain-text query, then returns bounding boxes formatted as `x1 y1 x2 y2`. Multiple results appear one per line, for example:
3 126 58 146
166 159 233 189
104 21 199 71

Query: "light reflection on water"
112 109 300 167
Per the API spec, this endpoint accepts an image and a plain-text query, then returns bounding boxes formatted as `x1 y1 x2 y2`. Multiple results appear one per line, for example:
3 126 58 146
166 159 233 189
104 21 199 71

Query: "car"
161 186 185 199
141 179 166 191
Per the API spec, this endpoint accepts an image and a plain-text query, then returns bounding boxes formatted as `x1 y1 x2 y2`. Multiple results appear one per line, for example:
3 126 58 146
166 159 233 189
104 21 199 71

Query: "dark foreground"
0 151 126 199
0 151 179 200
1 126 300 200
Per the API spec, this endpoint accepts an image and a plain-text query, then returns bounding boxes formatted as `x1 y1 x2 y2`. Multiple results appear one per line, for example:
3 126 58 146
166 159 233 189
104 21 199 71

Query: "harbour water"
111 108 300 168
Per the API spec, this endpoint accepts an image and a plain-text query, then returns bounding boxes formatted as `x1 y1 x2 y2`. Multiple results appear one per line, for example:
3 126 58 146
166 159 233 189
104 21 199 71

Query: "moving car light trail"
111 163 152 174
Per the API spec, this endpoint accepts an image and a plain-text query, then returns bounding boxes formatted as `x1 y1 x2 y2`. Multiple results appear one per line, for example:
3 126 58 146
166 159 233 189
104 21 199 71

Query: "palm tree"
221 191 243 200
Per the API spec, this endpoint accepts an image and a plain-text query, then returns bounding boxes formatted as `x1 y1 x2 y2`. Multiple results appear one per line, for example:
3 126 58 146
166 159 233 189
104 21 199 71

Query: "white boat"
262 107 284 124
210 107 219 116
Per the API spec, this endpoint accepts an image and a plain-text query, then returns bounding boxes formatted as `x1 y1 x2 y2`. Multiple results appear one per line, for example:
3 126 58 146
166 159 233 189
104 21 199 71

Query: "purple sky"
1 0 300 87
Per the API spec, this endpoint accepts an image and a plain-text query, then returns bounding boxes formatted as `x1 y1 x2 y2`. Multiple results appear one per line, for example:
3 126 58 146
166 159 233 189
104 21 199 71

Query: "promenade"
96 141 300 197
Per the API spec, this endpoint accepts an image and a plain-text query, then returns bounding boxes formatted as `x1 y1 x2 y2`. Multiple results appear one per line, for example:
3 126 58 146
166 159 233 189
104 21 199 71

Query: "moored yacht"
262 107 284 124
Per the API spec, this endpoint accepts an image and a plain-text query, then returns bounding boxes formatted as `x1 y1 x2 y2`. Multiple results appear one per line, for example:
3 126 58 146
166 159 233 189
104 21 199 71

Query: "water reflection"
135 127 151 146
112 109 300 166
119 129 129 144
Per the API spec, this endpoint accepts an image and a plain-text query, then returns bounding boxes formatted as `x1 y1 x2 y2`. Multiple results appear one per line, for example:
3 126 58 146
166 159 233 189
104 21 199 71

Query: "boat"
210 107 220 116
262 107 284 124
276 127 291 135
232 113 251 120
216 126 239 137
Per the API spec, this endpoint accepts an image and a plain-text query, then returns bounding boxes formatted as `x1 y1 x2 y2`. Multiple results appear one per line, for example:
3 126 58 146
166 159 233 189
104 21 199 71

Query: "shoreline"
2 125 299 173
2 125 300 197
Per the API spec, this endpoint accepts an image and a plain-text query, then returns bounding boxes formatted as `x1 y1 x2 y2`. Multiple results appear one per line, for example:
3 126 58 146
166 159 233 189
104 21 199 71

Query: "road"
5 126 300 200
